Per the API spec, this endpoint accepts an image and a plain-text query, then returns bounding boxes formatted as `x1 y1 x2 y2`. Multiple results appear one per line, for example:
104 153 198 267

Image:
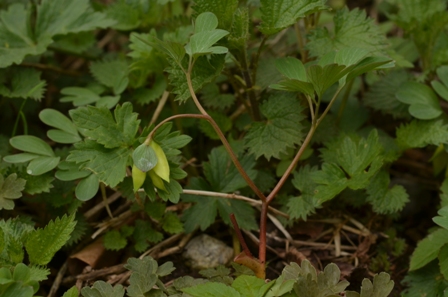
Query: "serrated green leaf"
81 281 125 297
364 70 411 119
90 58 129 95
161 212 184 234
133 75 167 105
228 8 249 50
0 174 26 210
359 272 394 297
396 119 448 149
9 136 54 157
366 171 409 214
70 102 139 148
25 212 76 266
168 54 225 102
104 230 127 251
307 8 388 58
244 92 306 160
193 0 238 30
410 228 448 271
0 68 46 100
66 140 129 188
60 87 101 106
18 171 54 195
396 81 442 119
75 174 99 201
231 275 266 297
259 0 327 35
182 282 241 297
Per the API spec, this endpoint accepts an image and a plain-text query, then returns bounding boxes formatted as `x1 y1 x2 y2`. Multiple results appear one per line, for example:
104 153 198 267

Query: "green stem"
12 99 27 137
240 49 261 121
336 79 354 124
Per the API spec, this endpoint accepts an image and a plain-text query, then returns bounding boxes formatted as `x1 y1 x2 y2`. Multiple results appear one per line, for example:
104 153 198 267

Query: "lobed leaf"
409 228 448 271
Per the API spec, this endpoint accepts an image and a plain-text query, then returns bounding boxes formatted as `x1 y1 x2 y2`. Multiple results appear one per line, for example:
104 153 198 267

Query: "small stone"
182 234 233 270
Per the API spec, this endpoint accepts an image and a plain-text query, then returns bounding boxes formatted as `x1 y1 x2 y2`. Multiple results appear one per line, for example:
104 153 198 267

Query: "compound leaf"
244 92 306 160
259 0 327 35
67 140 130 187
25 212 76 266
69 102 139 149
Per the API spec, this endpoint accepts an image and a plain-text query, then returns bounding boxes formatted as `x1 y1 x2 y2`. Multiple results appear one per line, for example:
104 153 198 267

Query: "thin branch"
150 91 170 125
182 189 288 218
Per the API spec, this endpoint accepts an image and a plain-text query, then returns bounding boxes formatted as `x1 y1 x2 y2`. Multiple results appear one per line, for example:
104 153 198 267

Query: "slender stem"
317 86 344 126
100 183 114 219
184 63 266 202
230 214 253 257
12 99 27 137
240 49 261 121
150 91 170 126
258 203 268 264
294 22 307 62
146 114 208 144
266 121 318 204
251 36 267 84
182 189 288 218
336 79 354 124
19 111 28 135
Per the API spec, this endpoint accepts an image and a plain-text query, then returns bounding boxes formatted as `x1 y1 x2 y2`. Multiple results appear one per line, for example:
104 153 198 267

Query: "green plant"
2 0 448 295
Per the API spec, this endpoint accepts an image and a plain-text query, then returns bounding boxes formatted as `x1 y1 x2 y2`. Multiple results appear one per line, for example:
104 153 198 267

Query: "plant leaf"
244 92 306 160
396 81 442 119
81 281 125 297
396 119 448 149
69 102 140 148
307 8 388 58
90 58 129 95
193 0 238 30
182 282 241 297
259 0 327 35
25 212 76 266
0 68 46 100
409 228 448 271
0 174 26 211
67 140 130 187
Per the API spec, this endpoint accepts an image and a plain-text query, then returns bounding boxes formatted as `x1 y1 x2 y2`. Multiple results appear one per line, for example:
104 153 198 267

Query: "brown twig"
230 214 253 258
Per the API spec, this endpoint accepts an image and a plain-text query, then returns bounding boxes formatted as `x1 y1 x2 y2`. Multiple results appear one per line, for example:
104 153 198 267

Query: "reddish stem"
230 213 253 258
